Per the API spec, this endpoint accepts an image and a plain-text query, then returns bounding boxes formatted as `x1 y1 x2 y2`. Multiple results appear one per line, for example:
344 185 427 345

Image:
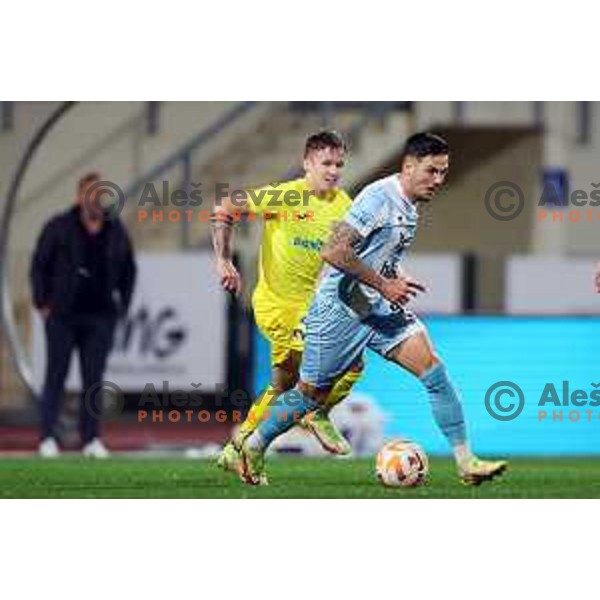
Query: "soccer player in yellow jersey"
211 131 364 483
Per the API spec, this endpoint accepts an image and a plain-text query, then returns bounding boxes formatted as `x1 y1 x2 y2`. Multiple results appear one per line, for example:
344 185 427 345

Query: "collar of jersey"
389 175 418 218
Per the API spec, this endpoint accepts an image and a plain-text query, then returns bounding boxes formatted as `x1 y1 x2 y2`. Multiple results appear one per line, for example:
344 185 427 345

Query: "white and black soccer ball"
376 439 429 488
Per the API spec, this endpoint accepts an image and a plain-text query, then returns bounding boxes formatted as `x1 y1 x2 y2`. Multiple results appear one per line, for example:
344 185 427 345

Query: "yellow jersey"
246 178 352 310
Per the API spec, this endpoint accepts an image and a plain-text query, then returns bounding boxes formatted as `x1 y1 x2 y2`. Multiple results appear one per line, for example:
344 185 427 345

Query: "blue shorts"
300 293 425 388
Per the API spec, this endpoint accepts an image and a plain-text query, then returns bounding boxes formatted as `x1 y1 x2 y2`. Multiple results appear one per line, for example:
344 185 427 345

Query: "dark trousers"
40 314 116 444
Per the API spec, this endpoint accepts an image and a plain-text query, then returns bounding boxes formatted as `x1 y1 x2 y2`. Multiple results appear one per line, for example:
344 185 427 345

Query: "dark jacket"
30 205 137 317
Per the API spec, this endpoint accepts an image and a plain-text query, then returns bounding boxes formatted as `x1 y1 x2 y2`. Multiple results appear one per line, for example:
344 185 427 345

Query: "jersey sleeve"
343 188 385 238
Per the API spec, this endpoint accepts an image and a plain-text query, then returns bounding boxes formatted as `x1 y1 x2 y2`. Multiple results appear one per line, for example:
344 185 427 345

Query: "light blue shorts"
299 293 425 389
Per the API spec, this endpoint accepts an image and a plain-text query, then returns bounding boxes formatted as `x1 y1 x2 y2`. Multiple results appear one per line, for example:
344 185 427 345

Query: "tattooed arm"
211 183 270 294
320 221 386 291
211 213 234 262
320 221 425 305
211 192 249 295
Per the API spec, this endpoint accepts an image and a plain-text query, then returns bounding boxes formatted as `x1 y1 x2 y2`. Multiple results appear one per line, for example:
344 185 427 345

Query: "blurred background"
0 101 598 457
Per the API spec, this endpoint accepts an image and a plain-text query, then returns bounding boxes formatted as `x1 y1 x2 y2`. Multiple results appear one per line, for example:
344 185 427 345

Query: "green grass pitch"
1 457 600 498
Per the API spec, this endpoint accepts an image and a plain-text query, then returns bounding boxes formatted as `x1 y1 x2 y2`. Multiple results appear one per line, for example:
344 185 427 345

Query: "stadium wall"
416 101 600 256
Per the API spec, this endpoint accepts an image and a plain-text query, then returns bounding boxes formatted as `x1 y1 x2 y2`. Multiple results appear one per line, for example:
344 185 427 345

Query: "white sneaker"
82 438 110 459
39 437 61 458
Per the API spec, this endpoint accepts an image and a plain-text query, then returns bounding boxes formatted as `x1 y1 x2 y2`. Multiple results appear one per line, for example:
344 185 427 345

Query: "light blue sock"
246 388 319 451
420 363 467 447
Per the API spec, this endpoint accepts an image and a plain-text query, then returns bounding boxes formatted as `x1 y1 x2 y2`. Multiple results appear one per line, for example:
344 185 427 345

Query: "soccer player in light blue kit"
238 133 508 486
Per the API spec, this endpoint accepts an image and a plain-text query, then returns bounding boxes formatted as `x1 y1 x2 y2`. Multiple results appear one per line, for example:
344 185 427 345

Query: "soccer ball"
376 439 429 488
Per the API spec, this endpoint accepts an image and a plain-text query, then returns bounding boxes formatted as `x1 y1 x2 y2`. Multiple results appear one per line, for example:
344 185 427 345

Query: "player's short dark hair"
304 130 347 158
78 172 101 190
399 133 448 168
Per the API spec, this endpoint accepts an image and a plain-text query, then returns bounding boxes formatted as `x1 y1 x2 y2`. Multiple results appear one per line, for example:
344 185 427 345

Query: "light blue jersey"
300 175 424 388
318 174 418 318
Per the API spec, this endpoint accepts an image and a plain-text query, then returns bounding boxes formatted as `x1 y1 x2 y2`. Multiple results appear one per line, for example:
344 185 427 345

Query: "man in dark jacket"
30 172 137 458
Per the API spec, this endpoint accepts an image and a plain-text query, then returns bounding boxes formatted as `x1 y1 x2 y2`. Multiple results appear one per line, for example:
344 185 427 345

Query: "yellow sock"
239 385 278 437
322 367 363 412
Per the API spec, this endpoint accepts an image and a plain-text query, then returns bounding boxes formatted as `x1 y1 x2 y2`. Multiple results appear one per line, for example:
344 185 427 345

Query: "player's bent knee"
349 357 365 374
414 354 442 378
272 364 301 393
298 380 331 405
425 353 442 373
271 376 298 395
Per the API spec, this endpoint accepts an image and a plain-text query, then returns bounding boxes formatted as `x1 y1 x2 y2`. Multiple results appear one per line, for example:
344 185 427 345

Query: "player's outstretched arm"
595 262 600 294
321 222 426 305
211 192 251 295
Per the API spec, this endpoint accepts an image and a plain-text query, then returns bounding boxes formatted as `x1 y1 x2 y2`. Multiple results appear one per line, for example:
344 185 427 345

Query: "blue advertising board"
254 317 600 455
